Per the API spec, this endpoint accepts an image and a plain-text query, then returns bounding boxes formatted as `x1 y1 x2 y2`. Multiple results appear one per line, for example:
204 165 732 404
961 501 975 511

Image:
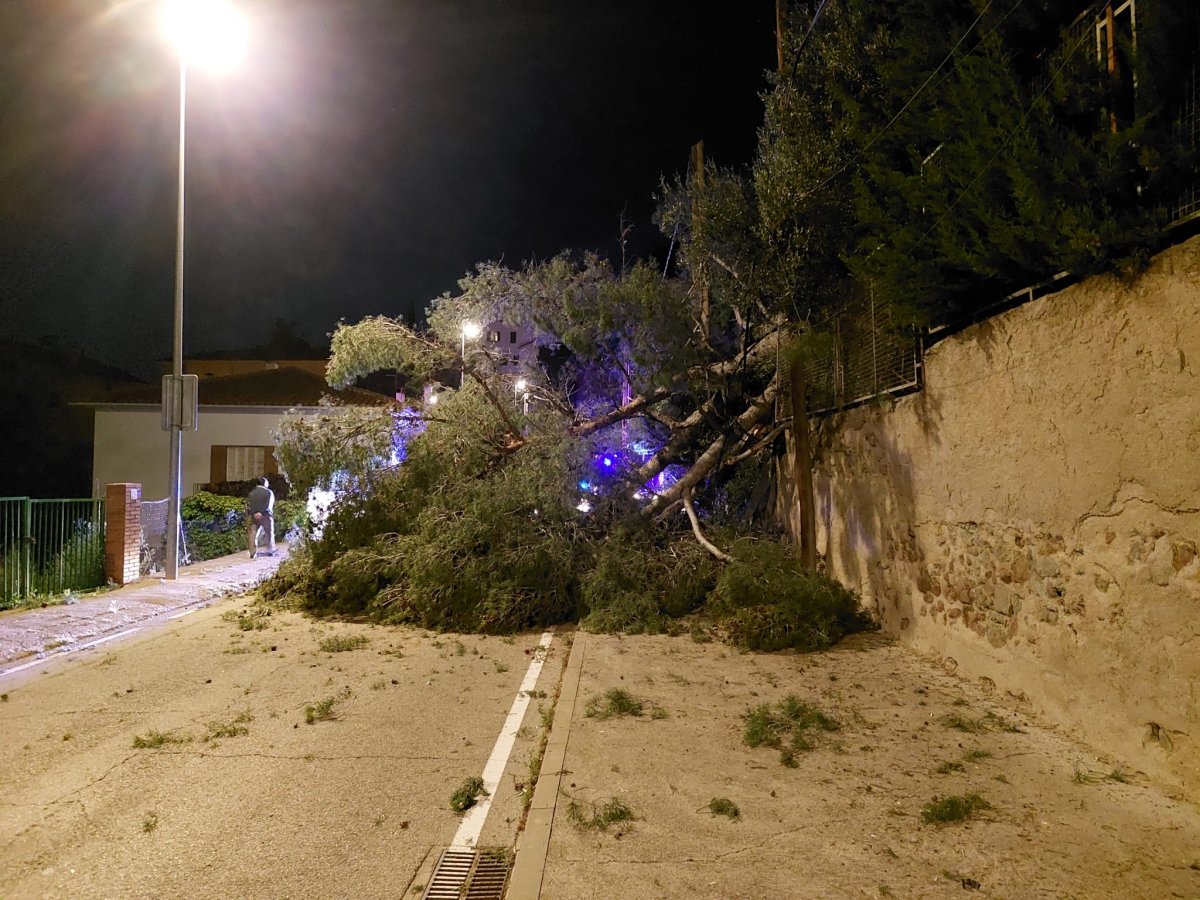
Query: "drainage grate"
421 847 512 900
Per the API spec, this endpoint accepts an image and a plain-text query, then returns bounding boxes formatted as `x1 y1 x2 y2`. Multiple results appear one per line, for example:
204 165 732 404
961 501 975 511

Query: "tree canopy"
265 0 1196 644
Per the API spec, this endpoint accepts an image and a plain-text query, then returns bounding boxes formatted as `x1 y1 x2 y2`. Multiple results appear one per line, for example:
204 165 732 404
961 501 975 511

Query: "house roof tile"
77 367 396 408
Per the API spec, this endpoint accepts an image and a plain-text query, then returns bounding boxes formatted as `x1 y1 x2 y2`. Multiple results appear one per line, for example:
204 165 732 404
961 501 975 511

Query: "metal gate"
0 497 106 605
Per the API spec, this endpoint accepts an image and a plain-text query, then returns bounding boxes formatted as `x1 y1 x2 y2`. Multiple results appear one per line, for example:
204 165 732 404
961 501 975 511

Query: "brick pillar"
105 483 141 586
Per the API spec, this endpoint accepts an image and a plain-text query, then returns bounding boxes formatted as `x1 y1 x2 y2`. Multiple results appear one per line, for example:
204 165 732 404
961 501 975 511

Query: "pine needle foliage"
710 539 875 651
264 232 871 646
920 792 992 825
566 797 635 832
744 694 841 765
764 0 1200 322
449 776 488 814
584 688 645 720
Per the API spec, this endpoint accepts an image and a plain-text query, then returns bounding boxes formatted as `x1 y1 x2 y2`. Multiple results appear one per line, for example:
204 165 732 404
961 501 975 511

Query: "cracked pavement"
536 631 1200 899
0 588 562 899
3 559 1200 898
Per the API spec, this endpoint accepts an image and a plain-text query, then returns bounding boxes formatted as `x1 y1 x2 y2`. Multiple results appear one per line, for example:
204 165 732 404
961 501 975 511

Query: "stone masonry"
782 234 1200 798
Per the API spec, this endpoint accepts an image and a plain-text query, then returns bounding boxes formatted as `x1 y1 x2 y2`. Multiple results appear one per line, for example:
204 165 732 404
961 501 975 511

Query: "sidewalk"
0 545 288 672
513 630 1200 899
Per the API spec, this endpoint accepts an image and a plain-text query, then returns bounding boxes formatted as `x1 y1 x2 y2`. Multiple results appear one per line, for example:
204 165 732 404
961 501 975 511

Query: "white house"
75 365 395 500
482 321 537 375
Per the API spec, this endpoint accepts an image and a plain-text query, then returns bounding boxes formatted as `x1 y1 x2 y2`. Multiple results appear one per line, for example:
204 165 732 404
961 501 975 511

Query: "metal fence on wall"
1169 55 1200 224
802 292 923 416
1043 2 1200 227
800 1 1198 416
0 497 106 605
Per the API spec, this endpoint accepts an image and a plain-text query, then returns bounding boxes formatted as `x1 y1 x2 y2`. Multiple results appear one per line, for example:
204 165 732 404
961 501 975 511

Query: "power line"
787 0 832 72
907 18 1098 253
792 0 1016 201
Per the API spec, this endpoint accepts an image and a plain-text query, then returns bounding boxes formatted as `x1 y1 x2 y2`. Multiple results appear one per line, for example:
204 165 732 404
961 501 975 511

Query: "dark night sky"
0 1 775 377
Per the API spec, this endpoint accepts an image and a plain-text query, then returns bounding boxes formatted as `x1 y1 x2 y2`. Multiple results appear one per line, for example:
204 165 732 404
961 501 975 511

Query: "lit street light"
460 320 481 388
514 377 529 416
160 0 247 580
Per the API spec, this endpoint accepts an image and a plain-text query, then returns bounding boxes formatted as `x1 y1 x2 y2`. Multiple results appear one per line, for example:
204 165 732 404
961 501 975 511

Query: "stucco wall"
92 409 284 499
790 235 1200 797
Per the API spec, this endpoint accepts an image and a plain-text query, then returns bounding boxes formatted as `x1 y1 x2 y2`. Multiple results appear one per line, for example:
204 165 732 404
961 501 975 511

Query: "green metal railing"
0 497 106 606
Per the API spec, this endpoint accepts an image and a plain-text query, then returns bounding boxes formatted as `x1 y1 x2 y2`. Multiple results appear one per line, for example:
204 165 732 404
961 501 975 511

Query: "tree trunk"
789 361 817 572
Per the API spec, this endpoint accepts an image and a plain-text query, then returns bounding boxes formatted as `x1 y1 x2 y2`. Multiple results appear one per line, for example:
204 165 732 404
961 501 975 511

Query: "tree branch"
641 372 781 519
721 422 788 468
569 386 673 437
682 486 732 562
467 369 522 438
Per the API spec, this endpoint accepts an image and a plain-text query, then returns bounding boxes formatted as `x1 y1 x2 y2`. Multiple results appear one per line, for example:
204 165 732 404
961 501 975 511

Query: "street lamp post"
160 0 246 580
164 47 187 581
460 321 481 388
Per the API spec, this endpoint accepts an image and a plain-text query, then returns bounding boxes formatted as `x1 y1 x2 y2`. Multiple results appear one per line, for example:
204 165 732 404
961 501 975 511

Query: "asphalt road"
0 597 564 899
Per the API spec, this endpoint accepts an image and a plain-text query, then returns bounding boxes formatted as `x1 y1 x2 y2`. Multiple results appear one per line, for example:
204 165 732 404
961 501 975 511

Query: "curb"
507 630 587 898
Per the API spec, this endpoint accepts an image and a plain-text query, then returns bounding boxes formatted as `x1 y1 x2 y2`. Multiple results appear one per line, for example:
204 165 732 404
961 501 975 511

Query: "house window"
211 445 276 484
489 330 501 343
509 330 517 344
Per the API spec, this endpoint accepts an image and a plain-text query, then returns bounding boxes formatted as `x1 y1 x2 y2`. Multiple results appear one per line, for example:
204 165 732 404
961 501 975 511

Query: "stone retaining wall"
785 235 1200 797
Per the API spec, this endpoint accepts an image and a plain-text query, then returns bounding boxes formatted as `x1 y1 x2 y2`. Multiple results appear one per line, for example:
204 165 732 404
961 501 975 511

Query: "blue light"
578 480 591 490
602 456 613 468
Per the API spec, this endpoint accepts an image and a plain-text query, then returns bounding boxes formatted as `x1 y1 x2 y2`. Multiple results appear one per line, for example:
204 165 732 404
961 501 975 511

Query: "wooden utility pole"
1105 2 1118 134
776 0 817 572
776 0 788 72
691 140 711 341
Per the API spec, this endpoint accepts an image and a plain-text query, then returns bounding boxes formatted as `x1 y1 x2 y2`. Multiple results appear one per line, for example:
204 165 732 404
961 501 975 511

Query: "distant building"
483 322 536 375
74 365 394 500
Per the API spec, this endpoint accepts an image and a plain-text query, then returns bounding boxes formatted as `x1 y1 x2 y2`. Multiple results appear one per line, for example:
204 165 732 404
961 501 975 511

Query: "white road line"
451 630 554 850
0 605 206 681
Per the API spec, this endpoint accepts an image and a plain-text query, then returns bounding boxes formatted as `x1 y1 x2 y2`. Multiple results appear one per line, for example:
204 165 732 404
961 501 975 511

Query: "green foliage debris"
132 729 192 749
708 798 740 820
204 711 253 741
566 796 635 831
318 634 370 653
920 793 991 825
710 540 875 652
305 687 352 724
744 694 840 765
450 776 488 814
584 688 644 720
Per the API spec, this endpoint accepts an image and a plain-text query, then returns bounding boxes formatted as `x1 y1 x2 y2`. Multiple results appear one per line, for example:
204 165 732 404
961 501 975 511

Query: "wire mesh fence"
802 292 923 416
1169 55 1200 224
140 498 170 576
802 1 1197 416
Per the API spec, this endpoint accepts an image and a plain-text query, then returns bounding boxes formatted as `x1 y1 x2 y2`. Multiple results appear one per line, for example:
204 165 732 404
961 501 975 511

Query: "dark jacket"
247 485 274 516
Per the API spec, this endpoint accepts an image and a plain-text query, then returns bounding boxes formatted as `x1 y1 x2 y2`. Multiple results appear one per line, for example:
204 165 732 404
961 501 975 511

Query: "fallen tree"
264 253 871 648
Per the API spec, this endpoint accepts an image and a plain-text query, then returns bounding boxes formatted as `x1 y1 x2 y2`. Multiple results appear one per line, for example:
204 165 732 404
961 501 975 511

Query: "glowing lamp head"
602 456 613 468
462 321 482 340
428 393 439 405
515 378 527 393
161 0 247 72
